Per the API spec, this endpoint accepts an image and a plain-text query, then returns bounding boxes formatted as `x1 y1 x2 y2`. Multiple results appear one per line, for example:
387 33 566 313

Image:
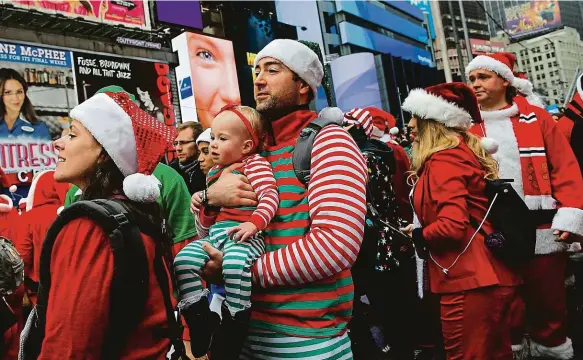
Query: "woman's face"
2 79 25 115
187 33 240 129
408 116 419 143
197 141 213 175
53 120 103 189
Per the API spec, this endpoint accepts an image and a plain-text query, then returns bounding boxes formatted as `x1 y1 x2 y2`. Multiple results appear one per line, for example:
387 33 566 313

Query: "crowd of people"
0 38 582 360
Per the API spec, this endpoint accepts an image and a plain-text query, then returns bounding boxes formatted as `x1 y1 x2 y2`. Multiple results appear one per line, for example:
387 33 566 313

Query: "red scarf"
512 96 554 209
267 109 317 145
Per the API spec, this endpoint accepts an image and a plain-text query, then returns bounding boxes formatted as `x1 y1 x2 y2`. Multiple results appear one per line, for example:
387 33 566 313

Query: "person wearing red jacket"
466 52 583 359
18 170 69 304
34 91 177 359
558 74 583 175
401 83 520 359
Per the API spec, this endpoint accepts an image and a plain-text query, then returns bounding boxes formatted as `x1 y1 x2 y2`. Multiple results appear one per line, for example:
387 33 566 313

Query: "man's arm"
251 126 368 288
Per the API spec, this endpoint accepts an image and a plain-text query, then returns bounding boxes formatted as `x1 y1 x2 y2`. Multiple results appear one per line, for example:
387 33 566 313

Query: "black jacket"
169 159 207 195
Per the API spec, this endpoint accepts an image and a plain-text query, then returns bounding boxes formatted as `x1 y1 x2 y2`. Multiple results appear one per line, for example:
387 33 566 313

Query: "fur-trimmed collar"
481 103 519 121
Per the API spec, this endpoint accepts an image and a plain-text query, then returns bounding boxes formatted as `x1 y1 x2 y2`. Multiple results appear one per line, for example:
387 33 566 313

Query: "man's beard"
256 93 299 120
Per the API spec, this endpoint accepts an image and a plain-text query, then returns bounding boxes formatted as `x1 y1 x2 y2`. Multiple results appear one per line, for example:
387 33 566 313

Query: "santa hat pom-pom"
512 77 533 95
480 137 499 154
318 107 344 125
9 185 17 193
123 173 161 203
389 127 399 135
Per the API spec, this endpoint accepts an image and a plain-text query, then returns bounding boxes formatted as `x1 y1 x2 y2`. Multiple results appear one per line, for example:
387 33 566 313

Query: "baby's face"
209 111 254 166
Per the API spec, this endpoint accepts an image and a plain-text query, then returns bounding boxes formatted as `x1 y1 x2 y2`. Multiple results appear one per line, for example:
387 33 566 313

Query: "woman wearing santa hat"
35 92 177 359
401 82 520 359
466 52 583 359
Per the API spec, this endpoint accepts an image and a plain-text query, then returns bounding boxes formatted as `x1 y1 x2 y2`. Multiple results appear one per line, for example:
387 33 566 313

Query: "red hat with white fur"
465 52 516 83
26 170 70 212
402 82 498 153
70 92 177 202
512 71 545 108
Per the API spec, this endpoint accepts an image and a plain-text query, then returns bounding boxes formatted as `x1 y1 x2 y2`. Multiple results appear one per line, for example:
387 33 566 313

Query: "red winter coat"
386 141 413 223
412 141 520 294
39 218 173 359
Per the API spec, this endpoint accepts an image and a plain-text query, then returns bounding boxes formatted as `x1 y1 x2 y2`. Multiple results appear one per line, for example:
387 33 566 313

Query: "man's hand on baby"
228 222 259 242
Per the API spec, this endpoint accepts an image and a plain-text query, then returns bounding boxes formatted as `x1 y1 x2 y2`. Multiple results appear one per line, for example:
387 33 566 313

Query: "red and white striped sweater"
197 114 368 288
210 154 279 230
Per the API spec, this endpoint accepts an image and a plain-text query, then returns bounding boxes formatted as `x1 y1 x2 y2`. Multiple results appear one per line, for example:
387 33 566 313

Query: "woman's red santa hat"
465 52 544 108
402 82 498 153
69 92 176 202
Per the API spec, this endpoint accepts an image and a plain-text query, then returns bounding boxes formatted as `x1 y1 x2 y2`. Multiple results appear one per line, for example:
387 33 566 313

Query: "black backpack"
0 236 24 296
293 115 414 280
20 199 185 360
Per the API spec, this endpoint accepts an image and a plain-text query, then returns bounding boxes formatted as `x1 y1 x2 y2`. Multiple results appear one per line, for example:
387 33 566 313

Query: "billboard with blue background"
408 0 436 40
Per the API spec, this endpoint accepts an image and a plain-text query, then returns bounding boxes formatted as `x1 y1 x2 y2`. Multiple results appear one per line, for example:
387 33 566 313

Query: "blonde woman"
401 83 520 360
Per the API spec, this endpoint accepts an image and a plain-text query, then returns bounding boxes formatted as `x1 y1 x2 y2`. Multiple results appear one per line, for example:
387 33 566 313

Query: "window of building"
534 57 538 63
546 53 551 59
544 44 549 51
323 12 337 35
551 52 555 58
538 55 542 61
536 74 541 80
541 73 546 79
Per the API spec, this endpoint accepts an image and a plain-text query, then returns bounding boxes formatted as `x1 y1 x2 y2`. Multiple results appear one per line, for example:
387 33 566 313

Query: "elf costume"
190 39 368 360
466 53 583 359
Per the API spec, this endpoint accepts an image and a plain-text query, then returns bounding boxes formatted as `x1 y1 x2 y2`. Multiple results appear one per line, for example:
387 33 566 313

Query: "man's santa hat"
70 92 176 202
26 170 70 212
402 82 498 153
343 108 374 138
465 52 544 108
364 107 397 140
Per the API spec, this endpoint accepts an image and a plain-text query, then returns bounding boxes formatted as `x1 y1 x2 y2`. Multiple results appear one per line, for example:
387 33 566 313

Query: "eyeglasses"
2 90 25 98
173 140 196 147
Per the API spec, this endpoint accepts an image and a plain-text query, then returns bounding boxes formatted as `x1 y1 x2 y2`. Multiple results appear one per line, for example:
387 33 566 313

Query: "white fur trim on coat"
525 195 557 211
530 338 573 360
465 55 515 83
70 93 138 177
25 169 51 212
0 195 12 212
535 228 568 255
577 74 583 100
552 207 583 237
402 89 473 129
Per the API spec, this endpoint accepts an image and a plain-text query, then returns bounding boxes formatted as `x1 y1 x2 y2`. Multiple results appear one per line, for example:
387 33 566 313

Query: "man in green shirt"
65 162 197 255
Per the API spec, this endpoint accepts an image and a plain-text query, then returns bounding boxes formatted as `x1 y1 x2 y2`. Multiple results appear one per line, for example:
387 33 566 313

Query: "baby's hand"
228 222 258 242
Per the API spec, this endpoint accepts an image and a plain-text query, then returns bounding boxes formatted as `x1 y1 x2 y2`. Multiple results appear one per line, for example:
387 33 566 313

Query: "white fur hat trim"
123 173 161 203
465 55 515 83
402 89 472 129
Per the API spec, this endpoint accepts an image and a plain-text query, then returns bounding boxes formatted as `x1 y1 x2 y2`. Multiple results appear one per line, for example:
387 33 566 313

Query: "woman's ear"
242 139 254 155
96 149 109 164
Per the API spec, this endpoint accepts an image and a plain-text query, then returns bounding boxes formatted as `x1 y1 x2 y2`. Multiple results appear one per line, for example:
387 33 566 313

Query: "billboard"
73 52 175 127
330 52 382 112
0 41 75 196
9 0 150 29
504 0 561 38
470 39 505 55
172 32 240 128
409 0 435 40
155 0 202 29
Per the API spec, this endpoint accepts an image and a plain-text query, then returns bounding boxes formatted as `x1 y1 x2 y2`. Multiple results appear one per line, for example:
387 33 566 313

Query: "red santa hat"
0 167 8 189
0 195 12 213
26 170 70 212
70 92 176 202
402 82 499 153
512 71 545 108
363 107 396 139
465 52 516 83
343 107 374 138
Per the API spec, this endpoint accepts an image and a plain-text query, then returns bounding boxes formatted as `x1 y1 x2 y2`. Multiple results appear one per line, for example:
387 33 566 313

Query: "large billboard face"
0 41 76 194
73 52 175 127
172 32 240 129
504 0 561 38
156 0 202 29
10 0 149 29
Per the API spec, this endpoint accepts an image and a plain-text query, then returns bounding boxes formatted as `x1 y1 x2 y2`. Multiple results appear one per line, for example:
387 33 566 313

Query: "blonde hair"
410 118 498 181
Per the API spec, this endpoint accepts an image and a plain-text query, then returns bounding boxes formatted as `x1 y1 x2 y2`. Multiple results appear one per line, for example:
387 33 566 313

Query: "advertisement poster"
156 0 202 29
330 52 382 112
504 0 561 38
470 39 505 55
172 32 240 128
10 0 149 29
0 41 75 196
73 52 175 127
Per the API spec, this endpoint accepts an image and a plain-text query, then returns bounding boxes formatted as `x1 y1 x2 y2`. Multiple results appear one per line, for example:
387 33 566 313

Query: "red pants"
510 253 569 347
440 286 515 360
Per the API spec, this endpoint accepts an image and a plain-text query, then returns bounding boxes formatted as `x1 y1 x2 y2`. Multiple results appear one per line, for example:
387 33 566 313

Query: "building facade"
434 1 489 76
510 27 583 105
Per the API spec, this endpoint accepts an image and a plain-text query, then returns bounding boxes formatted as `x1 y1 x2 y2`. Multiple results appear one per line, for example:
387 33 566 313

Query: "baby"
174 105 279 359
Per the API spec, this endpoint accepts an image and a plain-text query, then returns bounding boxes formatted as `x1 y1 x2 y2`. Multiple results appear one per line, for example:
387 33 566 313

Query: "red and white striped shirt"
213 154 279 231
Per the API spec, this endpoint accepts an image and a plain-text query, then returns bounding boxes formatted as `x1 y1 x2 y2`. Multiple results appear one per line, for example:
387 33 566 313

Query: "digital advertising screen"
504 0 561 38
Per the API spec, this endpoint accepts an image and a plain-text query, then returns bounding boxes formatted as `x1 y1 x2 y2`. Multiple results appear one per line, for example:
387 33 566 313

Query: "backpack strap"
293 115 343 186
36 199 150 359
